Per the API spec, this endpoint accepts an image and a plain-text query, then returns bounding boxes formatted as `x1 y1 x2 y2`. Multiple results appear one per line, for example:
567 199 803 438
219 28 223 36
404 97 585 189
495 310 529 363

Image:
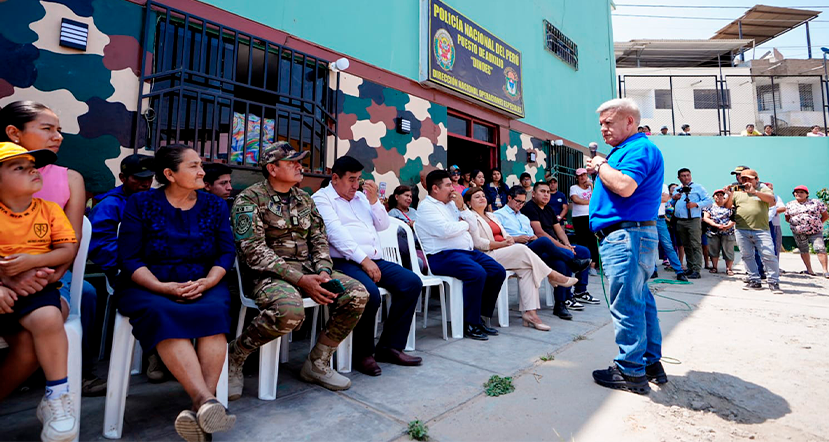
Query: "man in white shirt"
417 170 506 340
313 156 423 376
765 182 786 260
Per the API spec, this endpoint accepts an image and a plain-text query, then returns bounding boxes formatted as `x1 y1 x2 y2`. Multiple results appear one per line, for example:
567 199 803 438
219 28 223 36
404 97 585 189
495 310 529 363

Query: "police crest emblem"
503 67 521 101
433 29 455 71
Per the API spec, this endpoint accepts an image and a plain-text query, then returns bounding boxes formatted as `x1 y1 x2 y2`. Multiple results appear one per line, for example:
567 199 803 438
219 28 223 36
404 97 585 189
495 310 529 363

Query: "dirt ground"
426 251 829 442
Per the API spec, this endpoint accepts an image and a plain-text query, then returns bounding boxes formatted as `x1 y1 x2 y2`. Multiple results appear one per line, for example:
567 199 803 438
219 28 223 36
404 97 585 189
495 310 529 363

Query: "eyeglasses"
512 199 527 206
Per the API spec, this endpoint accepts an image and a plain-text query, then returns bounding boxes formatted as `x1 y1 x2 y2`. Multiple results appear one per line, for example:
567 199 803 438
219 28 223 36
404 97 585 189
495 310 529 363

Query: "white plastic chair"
495 271 517 327
64 216 91 442
233 258 352 401
375 218 419 351
411 223 464 339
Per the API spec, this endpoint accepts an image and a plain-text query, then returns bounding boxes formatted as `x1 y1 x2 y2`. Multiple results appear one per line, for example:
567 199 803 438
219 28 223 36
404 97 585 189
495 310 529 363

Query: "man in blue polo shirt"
587 98 666 395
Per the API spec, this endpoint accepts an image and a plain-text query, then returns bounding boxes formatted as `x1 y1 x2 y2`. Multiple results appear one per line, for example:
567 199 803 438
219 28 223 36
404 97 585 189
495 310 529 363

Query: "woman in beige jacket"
464 187 576 331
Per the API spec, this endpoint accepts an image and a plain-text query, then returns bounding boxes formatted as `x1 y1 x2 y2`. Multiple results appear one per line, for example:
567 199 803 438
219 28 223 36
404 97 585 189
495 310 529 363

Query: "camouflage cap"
257 141 307 167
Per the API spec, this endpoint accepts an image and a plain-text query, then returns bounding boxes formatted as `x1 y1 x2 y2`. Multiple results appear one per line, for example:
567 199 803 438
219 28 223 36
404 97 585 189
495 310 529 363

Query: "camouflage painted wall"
0 0 145 194
334 72 448 198
500 130 548 188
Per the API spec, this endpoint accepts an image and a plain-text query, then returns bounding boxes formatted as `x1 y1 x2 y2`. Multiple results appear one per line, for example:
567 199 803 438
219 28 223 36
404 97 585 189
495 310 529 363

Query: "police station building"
0 0 616 196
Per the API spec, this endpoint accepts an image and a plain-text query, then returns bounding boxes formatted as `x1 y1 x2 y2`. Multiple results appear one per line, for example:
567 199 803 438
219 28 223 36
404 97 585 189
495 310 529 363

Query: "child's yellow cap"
0 142 56 168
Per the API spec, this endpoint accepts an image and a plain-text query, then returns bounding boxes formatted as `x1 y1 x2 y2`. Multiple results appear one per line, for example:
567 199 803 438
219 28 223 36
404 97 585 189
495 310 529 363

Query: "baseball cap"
731 165 749 176
739 168 758 179
120 154 155 178
660 126 668 130
712 189 725 196
793 185 809 194
575 168 587 176
257 141 308 167
0 142 56 168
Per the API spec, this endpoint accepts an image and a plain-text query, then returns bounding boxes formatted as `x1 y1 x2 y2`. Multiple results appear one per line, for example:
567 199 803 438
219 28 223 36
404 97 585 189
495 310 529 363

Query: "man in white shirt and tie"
313 156 423 376
416 170 506 340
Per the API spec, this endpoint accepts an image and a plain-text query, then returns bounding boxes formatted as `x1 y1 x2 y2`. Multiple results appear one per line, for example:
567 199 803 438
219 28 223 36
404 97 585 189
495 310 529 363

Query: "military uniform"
230 149 367 357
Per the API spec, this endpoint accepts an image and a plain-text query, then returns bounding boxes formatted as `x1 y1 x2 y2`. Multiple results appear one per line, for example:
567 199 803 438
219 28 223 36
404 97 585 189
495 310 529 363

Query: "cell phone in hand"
320 279 346 295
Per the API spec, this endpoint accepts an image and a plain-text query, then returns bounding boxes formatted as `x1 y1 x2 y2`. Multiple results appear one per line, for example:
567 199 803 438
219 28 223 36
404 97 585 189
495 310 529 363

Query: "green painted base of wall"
652 136 829 237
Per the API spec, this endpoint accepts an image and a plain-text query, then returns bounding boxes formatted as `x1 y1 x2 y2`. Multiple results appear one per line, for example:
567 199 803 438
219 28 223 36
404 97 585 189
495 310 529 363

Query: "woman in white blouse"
464 187 577 331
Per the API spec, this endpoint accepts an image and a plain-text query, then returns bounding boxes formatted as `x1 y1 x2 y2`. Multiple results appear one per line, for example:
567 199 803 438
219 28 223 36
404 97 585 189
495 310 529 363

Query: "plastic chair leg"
448 280 465 339
65 318 82 442
103 314 136 440
404 313 416 351
543 280 554 307
279 334 289 363
497 280 510 327
438 284 447 341
257 339 280 401
217 347 228 407
98 295 113 360
130 344 142 376
336 332 352 373
235 305 247 338
422 287 431 329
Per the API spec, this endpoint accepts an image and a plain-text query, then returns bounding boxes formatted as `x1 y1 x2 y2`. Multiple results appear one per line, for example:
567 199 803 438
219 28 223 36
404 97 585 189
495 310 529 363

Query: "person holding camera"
723 169 783 293
671 168 713 279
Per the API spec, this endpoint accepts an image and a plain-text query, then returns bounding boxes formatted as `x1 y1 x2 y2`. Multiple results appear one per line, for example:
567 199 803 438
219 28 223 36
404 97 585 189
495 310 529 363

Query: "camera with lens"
680 186 692 194
730 184 745 192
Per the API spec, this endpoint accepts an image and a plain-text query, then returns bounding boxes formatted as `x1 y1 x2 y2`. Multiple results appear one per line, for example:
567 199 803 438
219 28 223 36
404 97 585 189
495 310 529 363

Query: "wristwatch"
318 268 332 276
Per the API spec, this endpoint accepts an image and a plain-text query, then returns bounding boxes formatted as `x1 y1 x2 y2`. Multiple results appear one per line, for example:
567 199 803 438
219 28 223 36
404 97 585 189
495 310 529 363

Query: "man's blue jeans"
736 229 779 284
600 226 662 377
656 218 683 274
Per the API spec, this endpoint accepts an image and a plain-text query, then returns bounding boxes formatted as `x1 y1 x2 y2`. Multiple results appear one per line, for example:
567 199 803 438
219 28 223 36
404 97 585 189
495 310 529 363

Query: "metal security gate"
135 1 338 174
550 143 583 195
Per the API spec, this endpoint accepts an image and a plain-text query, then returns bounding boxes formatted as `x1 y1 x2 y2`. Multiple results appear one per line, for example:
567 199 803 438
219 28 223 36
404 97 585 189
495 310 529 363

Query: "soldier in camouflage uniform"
227 142 368 397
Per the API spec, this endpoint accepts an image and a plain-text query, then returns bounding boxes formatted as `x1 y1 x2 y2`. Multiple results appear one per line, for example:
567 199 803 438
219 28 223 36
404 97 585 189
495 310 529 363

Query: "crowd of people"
1 95 828 441
638 122 828 137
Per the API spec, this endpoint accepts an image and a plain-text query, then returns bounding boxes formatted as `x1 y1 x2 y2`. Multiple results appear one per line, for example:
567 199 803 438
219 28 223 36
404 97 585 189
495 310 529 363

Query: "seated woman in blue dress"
117 144 236 441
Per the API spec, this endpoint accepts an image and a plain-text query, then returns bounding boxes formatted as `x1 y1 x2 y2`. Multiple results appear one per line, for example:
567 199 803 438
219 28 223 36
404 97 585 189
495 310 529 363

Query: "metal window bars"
134 1 339 174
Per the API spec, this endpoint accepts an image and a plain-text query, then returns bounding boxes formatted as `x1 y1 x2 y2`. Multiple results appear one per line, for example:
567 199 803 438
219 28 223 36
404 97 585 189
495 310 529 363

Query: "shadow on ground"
650 370 791 424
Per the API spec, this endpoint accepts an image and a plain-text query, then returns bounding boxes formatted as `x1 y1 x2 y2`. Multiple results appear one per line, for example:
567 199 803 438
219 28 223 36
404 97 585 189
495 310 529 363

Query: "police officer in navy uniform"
587 98 668 394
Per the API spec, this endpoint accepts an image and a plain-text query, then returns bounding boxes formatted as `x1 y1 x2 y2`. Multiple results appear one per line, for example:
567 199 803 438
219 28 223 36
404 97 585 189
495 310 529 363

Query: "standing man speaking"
587 98 667 395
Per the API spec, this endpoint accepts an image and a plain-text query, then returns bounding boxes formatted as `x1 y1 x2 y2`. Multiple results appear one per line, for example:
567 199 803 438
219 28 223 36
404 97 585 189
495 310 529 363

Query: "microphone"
588 142 598 158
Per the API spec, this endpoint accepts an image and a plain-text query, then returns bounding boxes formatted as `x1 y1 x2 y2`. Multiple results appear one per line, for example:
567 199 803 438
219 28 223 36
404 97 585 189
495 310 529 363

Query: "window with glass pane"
756 84 780 111
472 123 494 143
799 84 815 111
693 89 730 110
447 114 469 137
654 90 671 110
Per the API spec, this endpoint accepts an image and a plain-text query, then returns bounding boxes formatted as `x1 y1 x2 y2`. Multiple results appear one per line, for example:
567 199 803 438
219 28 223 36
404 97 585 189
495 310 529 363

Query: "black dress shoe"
686 271 701 279
567 258 591 274
355 356 382 376
553 303 573 320
676 273 689 282
645 361 668 384
375 348 423 366
479 323 499 336
592 365 650 394
463 324 488 340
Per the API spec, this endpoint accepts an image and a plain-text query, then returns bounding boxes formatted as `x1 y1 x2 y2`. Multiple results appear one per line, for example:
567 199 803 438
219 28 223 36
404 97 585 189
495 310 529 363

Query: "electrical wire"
613 13 829 23
616 4 829 9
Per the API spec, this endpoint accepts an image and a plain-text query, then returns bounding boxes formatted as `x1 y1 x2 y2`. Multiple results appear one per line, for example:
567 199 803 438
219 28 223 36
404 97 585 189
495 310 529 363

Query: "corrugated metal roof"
711 5 821 47
615 39 752 68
